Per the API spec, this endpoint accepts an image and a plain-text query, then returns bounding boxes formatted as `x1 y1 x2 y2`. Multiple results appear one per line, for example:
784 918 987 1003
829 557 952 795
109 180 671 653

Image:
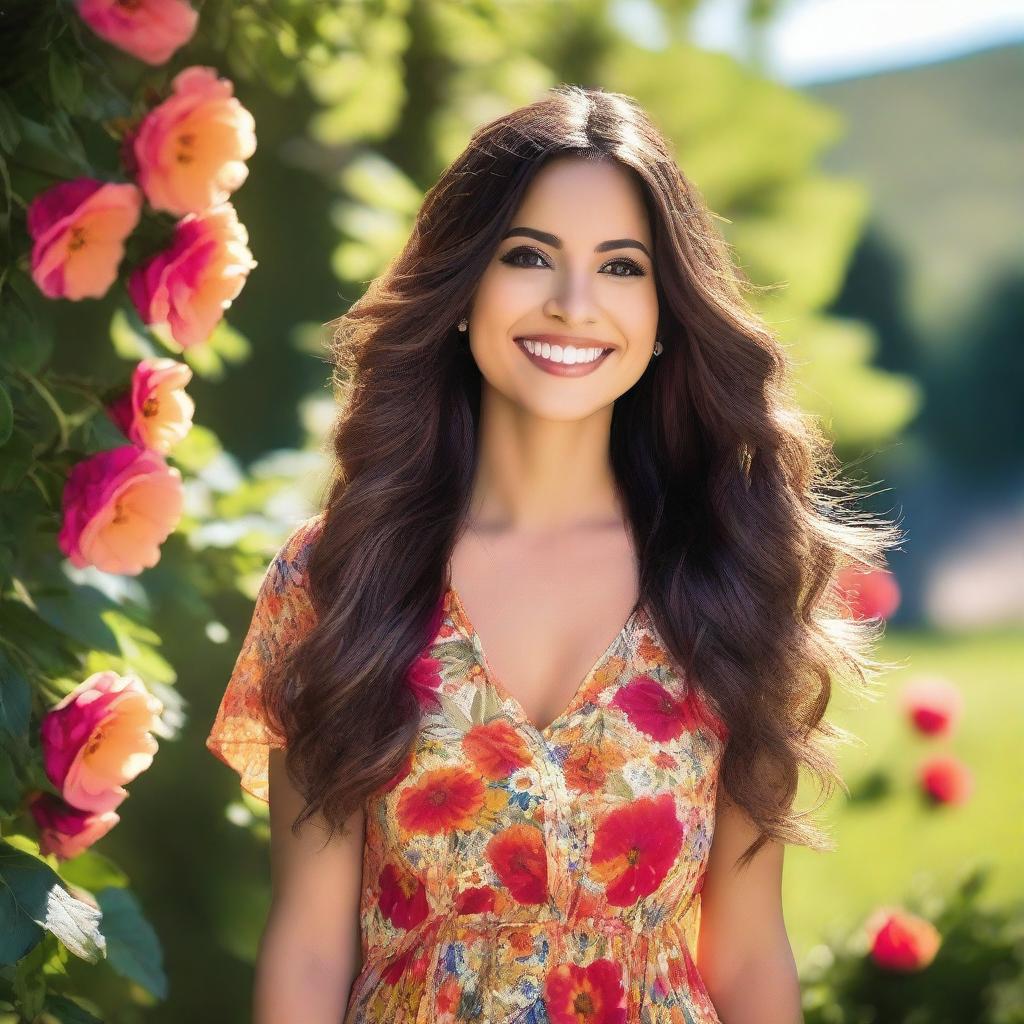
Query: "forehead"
511 156 652 243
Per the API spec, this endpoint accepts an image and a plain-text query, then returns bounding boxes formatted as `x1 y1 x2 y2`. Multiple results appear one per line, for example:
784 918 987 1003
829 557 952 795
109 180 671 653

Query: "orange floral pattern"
206 516 728 1022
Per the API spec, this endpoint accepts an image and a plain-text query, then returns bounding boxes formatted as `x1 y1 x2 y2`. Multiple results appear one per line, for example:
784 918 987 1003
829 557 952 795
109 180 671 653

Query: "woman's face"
466 155 659 421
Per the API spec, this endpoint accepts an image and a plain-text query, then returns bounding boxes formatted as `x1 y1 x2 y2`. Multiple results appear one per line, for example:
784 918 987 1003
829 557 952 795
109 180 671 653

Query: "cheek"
472 269 537 325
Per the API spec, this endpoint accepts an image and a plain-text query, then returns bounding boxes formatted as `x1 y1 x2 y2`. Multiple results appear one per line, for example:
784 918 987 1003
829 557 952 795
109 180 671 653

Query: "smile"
514 336 615 377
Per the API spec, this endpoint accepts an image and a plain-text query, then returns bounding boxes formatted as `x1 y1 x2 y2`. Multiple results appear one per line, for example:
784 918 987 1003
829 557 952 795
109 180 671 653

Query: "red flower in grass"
900 675 964 737
919 754 973 805
835 564 901 620
865 907 941 971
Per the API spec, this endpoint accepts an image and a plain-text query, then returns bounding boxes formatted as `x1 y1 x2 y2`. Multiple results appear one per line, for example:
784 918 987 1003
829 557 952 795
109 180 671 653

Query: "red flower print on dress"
407 653 445 710
612 675 728 744
463 719 534 779
544 957 627 1024
455 886 496 914
563 741 626 793
377 862 429 930
486 823 548 905
396 766 486 834
589 792 684 906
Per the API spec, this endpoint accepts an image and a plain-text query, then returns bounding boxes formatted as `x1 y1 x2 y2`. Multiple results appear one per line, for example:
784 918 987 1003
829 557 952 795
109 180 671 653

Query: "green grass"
781 626 1024 967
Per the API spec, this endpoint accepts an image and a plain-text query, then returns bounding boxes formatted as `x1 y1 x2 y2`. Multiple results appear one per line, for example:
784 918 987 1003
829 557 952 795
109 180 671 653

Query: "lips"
514 336 615 377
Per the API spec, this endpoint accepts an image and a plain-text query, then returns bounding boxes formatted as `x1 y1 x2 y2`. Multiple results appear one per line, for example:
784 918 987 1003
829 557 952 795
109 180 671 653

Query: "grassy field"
780 626 1024 967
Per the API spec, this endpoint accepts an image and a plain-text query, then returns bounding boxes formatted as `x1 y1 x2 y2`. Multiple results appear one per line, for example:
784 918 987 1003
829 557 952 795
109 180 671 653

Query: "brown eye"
602 258 646 278
500 247 549 269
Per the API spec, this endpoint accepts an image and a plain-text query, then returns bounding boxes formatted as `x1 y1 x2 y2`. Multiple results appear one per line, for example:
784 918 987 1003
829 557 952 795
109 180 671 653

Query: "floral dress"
206 516 729 1024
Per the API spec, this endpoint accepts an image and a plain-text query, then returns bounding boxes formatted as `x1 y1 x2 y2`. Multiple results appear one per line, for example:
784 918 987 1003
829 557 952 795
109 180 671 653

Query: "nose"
542 267 599 326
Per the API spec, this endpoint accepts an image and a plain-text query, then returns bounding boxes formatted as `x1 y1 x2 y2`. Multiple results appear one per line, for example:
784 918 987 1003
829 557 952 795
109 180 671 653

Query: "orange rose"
27 179 141 300
29 791 120 861
58 445 184 575
108 357 195 453
128 202 257 348
74 0 197 65
39 670 164 815
131 66 256 216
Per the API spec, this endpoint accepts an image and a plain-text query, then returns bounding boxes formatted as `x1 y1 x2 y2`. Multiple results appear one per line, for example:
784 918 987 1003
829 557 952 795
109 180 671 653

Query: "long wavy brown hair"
265 84 904 867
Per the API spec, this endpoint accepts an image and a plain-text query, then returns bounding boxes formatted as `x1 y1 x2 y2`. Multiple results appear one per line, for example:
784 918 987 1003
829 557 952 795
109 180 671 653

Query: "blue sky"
608 0 1024 84
690 0 1024 84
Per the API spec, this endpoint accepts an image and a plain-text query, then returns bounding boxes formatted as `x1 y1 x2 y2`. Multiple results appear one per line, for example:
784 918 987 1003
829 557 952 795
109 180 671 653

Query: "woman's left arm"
695 787 804 1024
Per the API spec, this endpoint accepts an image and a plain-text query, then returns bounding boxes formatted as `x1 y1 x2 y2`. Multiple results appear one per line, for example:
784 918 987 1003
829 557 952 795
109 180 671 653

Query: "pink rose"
58 445 184 575
74 0 198 65
900 675 964 738
132 66 257 216
29 791 120 861
835 564 901 620
919 753 974 805
128 202 257 349
40 670 164 815
108 357 195 453
27 179 142 300
865 907 941 971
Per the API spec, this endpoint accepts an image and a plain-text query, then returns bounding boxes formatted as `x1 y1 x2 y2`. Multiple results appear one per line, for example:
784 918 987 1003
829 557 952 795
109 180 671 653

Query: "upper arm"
696 784 790 992
266 747 364 969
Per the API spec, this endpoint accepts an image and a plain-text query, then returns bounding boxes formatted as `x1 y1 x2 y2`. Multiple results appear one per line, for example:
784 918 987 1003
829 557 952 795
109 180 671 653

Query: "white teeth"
521 339 607 364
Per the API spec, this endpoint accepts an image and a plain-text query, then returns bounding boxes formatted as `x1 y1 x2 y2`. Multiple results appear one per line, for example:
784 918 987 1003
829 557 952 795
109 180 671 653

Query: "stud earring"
457 318 468 332
653 339 663 356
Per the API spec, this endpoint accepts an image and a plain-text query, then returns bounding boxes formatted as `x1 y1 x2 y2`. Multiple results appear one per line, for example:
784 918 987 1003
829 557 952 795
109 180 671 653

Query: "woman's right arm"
254 747 365 1024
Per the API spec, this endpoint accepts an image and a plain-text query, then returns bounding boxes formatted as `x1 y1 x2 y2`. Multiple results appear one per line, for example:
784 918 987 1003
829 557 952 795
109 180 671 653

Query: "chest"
446 525 641 734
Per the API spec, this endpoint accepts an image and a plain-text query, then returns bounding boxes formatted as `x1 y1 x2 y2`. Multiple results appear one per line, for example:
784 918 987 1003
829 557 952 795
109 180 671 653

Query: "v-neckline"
445 584 645 740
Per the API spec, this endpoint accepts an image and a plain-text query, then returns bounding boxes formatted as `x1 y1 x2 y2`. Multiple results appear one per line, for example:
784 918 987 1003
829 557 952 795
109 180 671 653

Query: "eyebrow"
501 226 652 261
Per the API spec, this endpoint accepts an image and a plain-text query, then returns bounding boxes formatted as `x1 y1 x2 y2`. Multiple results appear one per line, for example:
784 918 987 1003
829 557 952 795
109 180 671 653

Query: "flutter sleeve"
205 514 322 803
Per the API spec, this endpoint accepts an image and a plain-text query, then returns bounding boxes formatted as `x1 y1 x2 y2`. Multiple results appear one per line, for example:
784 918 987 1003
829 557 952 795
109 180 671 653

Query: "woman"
207 84 899 1024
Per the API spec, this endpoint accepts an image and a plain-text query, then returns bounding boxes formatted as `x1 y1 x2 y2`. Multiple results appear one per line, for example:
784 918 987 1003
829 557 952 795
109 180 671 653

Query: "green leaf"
109 307 157 362
0 652 31 737
0 151 11 238
0 840 106 965
101 610 176 685
0 282 53 375
79 410 127 455
0 93 21 154
0 745 20 817
0 429 32 491
205 318 251 365
170 422 222 473
95 887 167 999
182 340 226 381
59 851 128 895
0 381 12 447
48 51 84 116
40 993 104 1023
10 117 90 180
32 587 121 654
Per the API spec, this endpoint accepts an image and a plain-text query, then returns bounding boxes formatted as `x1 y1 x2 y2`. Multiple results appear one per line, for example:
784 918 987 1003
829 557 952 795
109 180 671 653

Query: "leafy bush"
802 866 1024 1024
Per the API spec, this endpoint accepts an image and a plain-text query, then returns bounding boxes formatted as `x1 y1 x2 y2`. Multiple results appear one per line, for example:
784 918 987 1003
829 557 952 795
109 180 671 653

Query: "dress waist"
364 890 701 968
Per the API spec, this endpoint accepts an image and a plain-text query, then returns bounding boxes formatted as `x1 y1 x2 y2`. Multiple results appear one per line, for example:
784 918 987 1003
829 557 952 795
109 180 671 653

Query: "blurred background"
2 0 1022 1020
